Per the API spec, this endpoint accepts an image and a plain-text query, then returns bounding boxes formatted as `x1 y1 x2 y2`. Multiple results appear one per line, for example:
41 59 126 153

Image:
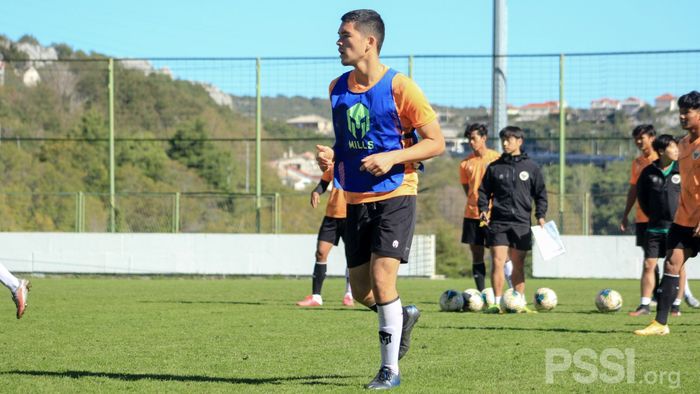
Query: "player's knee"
315 250 327 262
643 259 657 272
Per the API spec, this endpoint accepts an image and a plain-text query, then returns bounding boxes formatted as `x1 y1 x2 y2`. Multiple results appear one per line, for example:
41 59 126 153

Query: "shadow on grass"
139 300 264 306
1 370 356 386
424 324 628 334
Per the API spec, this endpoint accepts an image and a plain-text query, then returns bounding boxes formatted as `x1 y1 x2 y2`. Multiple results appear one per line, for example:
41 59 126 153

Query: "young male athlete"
0 263 30 319
459 123 513 291
631 134 688 316
297 165 354 307
621 125 660 301
478 126 547 314
636 90 700 336
316 9 445 389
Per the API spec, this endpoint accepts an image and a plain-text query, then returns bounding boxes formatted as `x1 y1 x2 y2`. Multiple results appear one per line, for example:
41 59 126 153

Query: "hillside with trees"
0 35 682 277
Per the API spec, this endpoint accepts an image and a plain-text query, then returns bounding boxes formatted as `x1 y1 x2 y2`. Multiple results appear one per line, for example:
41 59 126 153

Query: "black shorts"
666 223 700 258
461 218 487 246
635 222 648 247
485 222 532 251
344 195 416 268
643 230 667 259
317 216 346 246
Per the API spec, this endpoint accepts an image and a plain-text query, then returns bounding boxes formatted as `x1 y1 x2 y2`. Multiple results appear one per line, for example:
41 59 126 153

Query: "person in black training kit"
478 126 547 314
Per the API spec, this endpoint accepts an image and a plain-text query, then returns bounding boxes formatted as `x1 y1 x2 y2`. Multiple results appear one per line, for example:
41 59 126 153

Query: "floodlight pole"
255 57 262 233
492 0 507 152
558 54 566 233
109 58 116 233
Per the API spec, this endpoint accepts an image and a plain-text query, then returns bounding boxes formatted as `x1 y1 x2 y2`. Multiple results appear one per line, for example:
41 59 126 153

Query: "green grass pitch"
0 276 697 392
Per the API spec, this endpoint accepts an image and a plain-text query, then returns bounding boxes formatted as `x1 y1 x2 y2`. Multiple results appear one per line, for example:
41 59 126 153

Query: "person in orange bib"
458 123 512 291
296 165 354 307
636 90 700 336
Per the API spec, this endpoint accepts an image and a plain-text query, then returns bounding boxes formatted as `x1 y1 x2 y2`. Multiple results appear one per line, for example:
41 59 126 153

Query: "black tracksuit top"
636 159 680 230
477 152 548 226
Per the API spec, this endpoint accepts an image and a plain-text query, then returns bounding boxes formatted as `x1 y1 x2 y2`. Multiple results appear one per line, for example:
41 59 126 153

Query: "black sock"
473 262 486 291
655 274 680 325
312 263 327 295
652 265 660 298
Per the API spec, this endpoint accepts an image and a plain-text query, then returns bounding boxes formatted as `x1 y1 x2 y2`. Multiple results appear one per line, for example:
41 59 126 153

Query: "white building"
621 97 646 115
517 101 559 122
590 98 621 111
272 149 322 191
654 93 677 112
286 115 333 135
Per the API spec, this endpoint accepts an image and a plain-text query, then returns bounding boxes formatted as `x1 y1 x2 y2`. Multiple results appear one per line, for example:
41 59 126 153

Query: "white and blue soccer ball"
439 289 464 312
534 287 558 311
501 288 527 313
595 289 623 312
481 287 495 307
462 288 484 312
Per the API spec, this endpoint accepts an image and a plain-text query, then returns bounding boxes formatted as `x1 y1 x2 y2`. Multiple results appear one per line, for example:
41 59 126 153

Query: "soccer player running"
316 9 445 389
459 123 513 291
478 126 547 314
297 165 353 307
630 134 694 317
0 263 30 319
636 91 700 336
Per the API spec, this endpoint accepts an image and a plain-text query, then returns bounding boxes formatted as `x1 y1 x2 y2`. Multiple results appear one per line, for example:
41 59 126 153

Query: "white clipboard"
531 220 566 261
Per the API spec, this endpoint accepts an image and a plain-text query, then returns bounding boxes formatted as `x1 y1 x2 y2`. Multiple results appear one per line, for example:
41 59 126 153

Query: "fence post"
558 53 566 233
75 192 80 232
109 58 116 233
583 192 590 236
255 57 262 233
274 192 281 234
408 55 414 79
172 192 180 233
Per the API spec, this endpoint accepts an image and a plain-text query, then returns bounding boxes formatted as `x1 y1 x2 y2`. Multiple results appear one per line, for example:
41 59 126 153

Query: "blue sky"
1 0 696 58
1 1 698 108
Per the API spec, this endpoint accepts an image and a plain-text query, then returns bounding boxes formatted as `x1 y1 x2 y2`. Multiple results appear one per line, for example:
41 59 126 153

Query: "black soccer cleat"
398 305 420 360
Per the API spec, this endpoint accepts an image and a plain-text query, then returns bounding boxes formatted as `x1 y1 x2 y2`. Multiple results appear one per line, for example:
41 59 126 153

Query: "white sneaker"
685 294 700 308
12 279 30 319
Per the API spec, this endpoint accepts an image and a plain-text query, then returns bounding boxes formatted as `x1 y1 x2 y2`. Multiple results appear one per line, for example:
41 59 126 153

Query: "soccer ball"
462 288 484 312
439 289 464 312
481 287 495 307
595 289 623 312
534 288 558 311
501 288 527 313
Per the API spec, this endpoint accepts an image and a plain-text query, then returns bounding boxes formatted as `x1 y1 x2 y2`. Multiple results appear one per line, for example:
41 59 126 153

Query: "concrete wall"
533 235 700 279
0 233 435 277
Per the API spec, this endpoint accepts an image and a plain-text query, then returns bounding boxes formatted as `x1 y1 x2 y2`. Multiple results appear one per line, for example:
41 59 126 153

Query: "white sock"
673 298 682 306
495 296 502 306
0 263 20 293
641 297 651 306
312 294 323 303
504 260 513 288
345 268 352 294
685 278 694 298
377 298 402 374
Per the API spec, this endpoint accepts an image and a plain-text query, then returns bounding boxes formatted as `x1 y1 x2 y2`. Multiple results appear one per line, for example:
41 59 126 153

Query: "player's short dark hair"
632 124 656 138
341 9 385 53
652 134 677 154
678 91 700 110
499 125 524 140
464 123 488 138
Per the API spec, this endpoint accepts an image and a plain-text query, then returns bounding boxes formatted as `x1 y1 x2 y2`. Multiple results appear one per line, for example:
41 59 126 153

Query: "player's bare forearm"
360 120 444 176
